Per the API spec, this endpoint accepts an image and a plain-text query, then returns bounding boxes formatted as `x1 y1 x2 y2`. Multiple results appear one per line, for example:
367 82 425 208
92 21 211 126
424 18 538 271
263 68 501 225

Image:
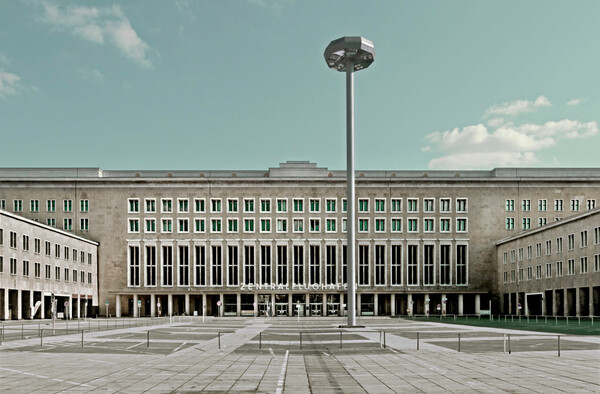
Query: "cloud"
76 67 105 83
486 117 505 127
40 3 154 68
0 69 21 99
425 119 598 169
566 98 581 106
485 95 551 117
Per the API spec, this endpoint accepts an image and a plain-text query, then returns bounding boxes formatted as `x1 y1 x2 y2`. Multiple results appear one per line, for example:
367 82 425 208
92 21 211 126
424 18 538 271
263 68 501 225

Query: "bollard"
458 333 461 353
259 332 262 350
340 331 343 349
508 334 511 354
218 332 221 349
81 330 84 347
147 331 150 347
22 324 24 339
545 316 547 325
40 330 43 347
578 317 580 326
417 332 420 350
555 316 557 325
39 323 41 336
89 321 91 332
383 331 386 349
78 321 80 331
300 332 303 350
557 335 560 357
503 334 506 353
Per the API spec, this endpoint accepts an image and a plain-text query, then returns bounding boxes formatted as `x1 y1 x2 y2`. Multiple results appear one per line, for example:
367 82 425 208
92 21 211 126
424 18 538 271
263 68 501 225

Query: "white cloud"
485 95 551 117
76 67 105 83
429 152 539 170
486 117 505 127
0 69 21 99
566 98 581 106
40 3 153 68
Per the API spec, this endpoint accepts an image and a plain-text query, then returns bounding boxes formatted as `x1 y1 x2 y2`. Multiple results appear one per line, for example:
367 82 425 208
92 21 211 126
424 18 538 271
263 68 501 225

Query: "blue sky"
1 1 599 170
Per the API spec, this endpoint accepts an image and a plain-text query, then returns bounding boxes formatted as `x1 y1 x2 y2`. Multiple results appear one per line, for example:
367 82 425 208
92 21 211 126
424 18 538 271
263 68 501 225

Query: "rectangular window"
228 246 239 286
293 245 304 285
261 199 271 213
324 218 336 233
407 245 418 285
9 258 17 275
536 264 542 279
408 218 418 232
391 245 402 285
456 218 467 232
194 218 205 233
211 219 222 233
292 198 303 212
22 260 29 277
22 235 29 251
503 271 508 283
34 238 40 254
325 245 335 285
456 198 467 212
261 219 271 232
260 245 271 285
178 246 189 286
581 230 588 248
277 199 287 212
342 245 347 284
309 198 320 212
407 198 418 213
440 218 450 232
423 218 434 232
243 198 254 213
62 199 72 212
128 199 139 213
538 217 547 227
391 218 402 232
375 245 385 285
228 218 238 233
527 266 532 280
568 259 575 275
358 218 369 232
423 198 434 212
358 245 369 285
545 240 552 255
64 246 69 260
510 269 516 282
570 199 580 211
391 198 402 212
178 199 189 213
522 218 531 230
557 261 563 277
244 246 255 285
244 219 255 233
456 245 467 285
358 198 369 212
228 198 238 212
580 257 588 274
80 218 89 231
538 199 547 211
45 241 51 256
293 219 304 233
505 199 515 211
0 199 5 210
568 234 575 250
595 227 600 245
557 237 563 253
439 198 450 213
423 245 434 285
505 217 515 230
594 255 600 272
162 246 173 286
128 246 140 286
440 244 451 285
277 245 288 285
162 199 172 213
554 199 563 211
63 218 73 231
13 199 23 212
503 251 508 264
88 273 92 284
211 199 222 213
34 262 40 278
375 199 385 212
64 268 69 282
30 199 39 212
145 246 156 286
277 218 287 233
195 246 206 286
510 250 516 263
162 219 172 233
587 199 596 210
326 199 336 212
342 198 347 212
212 246 222 285
47 199 56 212
522 199 531 211
145 199 156 213
536 243 542 257
178 218 189 233
145 219 156 233
9 231 17 248
45 264 51 279
309 245 320 285
194 198 205 213
375 218 385 232
546 263 552 278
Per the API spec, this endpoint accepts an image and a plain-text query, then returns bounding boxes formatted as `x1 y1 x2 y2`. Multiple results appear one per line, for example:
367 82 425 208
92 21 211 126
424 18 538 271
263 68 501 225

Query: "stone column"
133 294 139 317
288 293 293 317
340 292 345 317
323 293 328 317
576 287 581 317
185 293 190 315
150 294 156 317
1 288 8 320
424 293 429 315
441 294 447 315
390 294 396 316
68 295 73 320
25 290 33 319
475 294 481 315
407 293 413 315
237 293 242 316
542 294 547 316
563 288 568 316
357 293 361 316
40 293 45 319
551 290 557 316
253 293 258 317
77 295 81 319
17 290 22 320
458 294 464 316
219 294 224 317
590 286 594 317
374 294 379 316
168 293 173 317
115 296 121 317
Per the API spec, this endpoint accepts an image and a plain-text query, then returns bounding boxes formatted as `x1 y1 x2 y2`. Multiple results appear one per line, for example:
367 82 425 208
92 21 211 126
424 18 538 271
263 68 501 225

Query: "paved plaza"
1 317 599 393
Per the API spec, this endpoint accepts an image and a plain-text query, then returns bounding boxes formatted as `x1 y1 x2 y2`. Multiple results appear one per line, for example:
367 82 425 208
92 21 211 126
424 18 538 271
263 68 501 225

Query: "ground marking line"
173 341 187 352
0 368 94 389
126 341 145 350
275 349 289 394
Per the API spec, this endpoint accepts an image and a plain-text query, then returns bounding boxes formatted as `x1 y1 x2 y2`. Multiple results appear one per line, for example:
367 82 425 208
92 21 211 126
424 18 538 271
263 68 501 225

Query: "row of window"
127 217 469 234
43 218 89 231
505 198 595 212
0 228 93 264
503 227 600 264
0 256 93 284
502 255 599 282
3 199 89 213
127 197 469 214
127 243 468 288
505 217 554 230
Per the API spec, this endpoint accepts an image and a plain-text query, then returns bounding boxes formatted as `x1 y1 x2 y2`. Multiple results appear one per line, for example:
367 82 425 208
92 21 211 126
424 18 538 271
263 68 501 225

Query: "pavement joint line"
275 349 289 394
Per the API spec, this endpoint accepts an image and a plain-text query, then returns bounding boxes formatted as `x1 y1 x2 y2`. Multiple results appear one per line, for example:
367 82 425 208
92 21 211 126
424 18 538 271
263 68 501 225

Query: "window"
63 199 72 212
64 246 69 260
527 266 532 280
342 218 347 233
595 255 600 272
407 218 418 232
456 218 467 232
261 219 271 232
63 218 73 231
128 219 139 233
375 245 385 285
536 243 542 258
568 259 575 275
309 199 320 212
456 198 467 212
211 219 222 232
145 199 156 213
556 261 563 277
522 199 530 211
178 199 189 213
88 273 92 284
308 219 320 232
505 217 515 230
358 245 369 285
554 199 563 211
587 199 596 210
423 218 434 232
22 260 29 277
162 246 173 286
22 235 29 251
13 199 23 212
423 245 434 285
162 219 172 233
45 241 51 256
178 246 190 286
178 218 189 233
244 198 254 213
581 230 588 248
145 246 156 286
358 219 369 232
546 263 552 278
538 217 547 227
228 246 239 286
407 199 418 213
128 199 139 213
522 218 531 230
390 245 402 285
423 198 434 213
261 199 271 213
536 264 542 279
88 253 92 265
145 219 156 233
375 218 385 232
456 245 467 285
0 199 5 210
277 219 287 232
10 258 17 275
45 264 51 279
228 199 238 212
503 271 508 283
503 251 508 264
244 246 255 285
194 218 205 233
440 198 451 213
34 262 40 278
293 219 304 232
545 240 552 255
375 199 385 212
80 199 89 212
309 245 319 284
407 245 418 285
505 199 515 211
391 198 402 212
228 218 238 233
510 270 516 282
293 245 304 285
557 237 563 253
34 238 40 254
47 218 56 227
277 245 288 285
194 198 205 213
342 198 347 212
568 234 575 250
518 268 523 281
358 199 369 212
244 219 255 232
260 245 271 285
128 246 140 286
595 227 600 245
538 199 547 211
570 199 580 211
211 199 222 213
9 231 17 248
162 198 172 213
391 218 402 232
46 199 56 212
194 246 206 286
0 228 2 246
55 266 60 280
30 199 39 212
580 257 588 274
277 199 287 213
326 218 336 232
326 199 336 212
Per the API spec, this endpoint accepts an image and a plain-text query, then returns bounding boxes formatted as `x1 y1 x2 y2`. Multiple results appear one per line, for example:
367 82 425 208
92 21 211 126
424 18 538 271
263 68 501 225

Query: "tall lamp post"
324 37 375 327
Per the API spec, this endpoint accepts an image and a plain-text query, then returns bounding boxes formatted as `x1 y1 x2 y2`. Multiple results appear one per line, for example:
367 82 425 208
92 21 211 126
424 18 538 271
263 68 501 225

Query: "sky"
0 0 599 171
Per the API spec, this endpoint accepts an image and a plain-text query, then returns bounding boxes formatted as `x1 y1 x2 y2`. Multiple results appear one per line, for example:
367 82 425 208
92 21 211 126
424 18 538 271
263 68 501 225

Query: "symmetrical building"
0 162 599 319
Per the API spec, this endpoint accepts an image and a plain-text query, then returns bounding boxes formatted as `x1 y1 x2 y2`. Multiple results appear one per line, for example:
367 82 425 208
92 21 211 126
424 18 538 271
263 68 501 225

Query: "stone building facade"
0 162 598 319
0 210 98 320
